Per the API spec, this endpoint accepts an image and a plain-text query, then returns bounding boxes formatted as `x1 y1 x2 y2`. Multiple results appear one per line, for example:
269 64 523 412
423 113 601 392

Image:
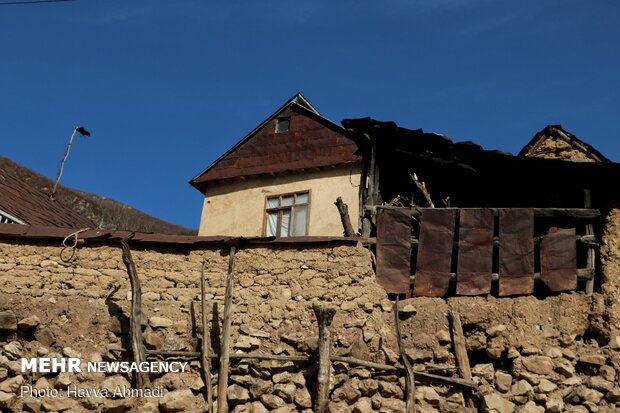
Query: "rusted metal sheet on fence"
376 208 412 294
456 209 494 295
499 209 534 296
414 209 457 297
541 227 577 292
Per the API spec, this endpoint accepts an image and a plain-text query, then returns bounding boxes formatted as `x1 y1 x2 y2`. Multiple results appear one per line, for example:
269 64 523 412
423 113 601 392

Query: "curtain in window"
293 205 307 236
281 210 291 237
267 212 278 237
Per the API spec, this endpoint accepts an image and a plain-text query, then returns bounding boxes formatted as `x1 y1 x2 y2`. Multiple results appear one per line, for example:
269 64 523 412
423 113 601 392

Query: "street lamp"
50 125 91 199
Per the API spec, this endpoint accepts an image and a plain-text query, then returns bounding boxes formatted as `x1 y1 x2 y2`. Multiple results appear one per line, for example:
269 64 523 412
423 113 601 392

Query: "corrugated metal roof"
0 168 94 228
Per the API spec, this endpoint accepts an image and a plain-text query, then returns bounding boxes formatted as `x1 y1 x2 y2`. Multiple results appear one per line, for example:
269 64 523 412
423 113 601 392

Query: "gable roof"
518 124 610 162
0 168 94 228
190 93 360 193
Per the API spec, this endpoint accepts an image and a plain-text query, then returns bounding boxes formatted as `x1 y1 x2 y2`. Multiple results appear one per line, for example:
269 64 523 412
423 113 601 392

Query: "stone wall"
0 211 619 413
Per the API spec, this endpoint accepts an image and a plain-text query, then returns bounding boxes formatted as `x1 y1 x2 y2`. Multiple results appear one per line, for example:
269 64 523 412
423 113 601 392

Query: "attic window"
275 117 290 133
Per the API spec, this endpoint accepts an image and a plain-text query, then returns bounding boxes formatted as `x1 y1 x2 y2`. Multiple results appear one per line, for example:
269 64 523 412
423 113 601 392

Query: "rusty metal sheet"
376 208 412 294
499 209 534 296
413 209 457 297
456 209 494 295
541 227 577 292
192 105 360 188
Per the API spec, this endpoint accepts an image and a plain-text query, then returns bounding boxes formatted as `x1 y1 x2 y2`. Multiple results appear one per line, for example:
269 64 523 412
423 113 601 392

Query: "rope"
60 227 90 262
62 227 90 248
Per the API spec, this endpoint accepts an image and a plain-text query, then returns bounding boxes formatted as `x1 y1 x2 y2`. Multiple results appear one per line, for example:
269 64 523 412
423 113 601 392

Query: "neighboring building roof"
0 168 94 228
518 125 610 162
0 223 358 246
190 93 360 193
343 117 620 198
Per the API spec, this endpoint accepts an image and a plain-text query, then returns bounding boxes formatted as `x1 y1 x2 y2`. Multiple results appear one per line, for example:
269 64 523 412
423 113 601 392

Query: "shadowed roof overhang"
343 117 620 194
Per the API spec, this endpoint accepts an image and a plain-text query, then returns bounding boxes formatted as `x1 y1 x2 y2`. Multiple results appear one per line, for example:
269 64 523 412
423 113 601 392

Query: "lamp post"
50 126 91 199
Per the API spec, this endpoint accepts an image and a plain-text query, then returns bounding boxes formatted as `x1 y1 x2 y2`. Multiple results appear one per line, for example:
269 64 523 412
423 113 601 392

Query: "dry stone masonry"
0 203 619 413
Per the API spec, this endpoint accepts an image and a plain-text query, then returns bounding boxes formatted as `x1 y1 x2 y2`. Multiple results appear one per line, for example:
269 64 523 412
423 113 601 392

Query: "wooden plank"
541 227 577 292
449 310 475 409
313 304 336 413
413 209 457 297
456 209 494 295
499 209 535 296
217 246 236 413
376 208 412 294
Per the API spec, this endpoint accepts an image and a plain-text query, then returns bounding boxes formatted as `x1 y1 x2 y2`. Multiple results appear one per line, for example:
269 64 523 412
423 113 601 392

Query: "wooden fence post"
313 304 336 413
200 260 213 413
217 246 236 413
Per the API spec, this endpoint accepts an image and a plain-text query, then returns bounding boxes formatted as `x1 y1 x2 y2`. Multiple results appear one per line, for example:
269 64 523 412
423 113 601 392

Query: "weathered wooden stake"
449 309 475 409
410 173 435 208
584 189 595 294
200 260 213 413
394 297 416 413
313 303 336 413
334 196 356 236
217 246 236 413
120 235 150 390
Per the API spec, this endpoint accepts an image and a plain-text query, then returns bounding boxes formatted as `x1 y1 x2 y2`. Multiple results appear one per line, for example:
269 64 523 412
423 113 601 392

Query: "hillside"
0 156 196 235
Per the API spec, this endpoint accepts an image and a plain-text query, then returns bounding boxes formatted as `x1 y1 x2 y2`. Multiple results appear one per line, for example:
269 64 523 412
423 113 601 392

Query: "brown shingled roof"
190 93 360 192
0 168 94 228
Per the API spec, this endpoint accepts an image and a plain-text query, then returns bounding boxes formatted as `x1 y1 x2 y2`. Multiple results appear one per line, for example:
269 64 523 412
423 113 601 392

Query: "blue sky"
1 0 618 229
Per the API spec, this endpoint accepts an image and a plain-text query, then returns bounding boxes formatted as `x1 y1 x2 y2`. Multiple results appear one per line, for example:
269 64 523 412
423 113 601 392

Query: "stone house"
190 93 361 238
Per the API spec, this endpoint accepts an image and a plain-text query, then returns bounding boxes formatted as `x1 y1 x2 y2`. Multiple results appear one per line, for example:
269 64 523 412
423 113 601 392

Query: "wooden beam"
361 234 598 248
449 309 475 409
141 351 478 391
120 236 150 390
313 304 336 413
217 246 237 413
364 206 601 220
394 297 416 413
410 268 594 284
